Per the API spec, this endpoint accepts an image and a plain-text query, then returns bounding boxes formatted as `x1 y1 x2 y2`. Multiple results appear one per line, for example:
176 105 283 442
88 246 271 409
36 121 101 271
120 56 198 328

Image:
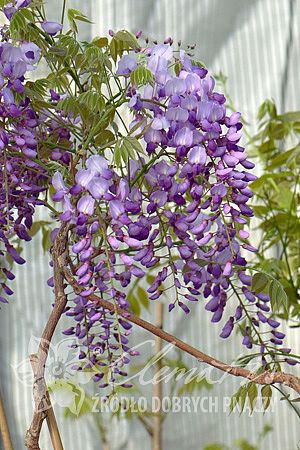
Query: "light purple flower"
4 3 16 20
150 190 168 207
196 100 225 122
188 146 207 165
123 236 143 249
77 195 95 216
174 127 193 147
86 155 108 175
21 43 41 65
108 236 119 249
109 199 125 219
120 253 134 266
87 177 109 199
222 261 232 276
184 73 201 92
15 0 31 7
166 107 188 122
52 171 68 193
238 229 249 239
151 115 170 130
116 55 137 76
151 44 173 60
75 168 95 188
42 21 63 36
211 183 227 198
165 78 186 96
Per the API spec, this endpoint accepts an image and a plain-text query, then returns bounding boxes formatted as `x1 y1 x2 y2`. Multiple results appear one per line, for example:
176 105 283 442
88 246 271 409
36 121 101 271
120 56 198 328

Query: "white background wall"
0 1 299 449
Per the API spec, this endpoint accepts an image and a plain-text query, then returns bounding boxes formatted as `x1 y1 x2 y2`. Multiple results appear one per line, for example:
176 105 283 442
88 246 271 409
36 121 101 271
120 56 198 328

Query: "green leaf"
128 118 147 136
28 221 51 238
78 91 105 114
278 111 300 122
261 385 272 412
130 66 154 87
48 46 68 57
57 35 80 58
41 228 52 253
247 383 258 414
92 37 108 48
251 272 269 294
57 96 81 118
229 385 247 414
137 286 149 310
114 30 139 50
268 279 288 313
249 171 294 191
190 59 206 69
174 61 183 76
121 139 135 163
109 37 129 63
265 148 295 170
67 8 92 32
94 130 115 147
128 295 141 316
10 9 28 38
124 136 146 155
238 385 248 414
114 140 122 167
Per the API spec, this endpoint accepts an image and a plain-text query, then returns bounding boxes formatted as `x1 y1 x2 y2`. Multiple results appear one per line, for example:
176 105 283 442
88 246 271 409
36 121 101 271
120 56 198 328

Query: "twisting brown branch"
25 222 71 450
60 256 300 397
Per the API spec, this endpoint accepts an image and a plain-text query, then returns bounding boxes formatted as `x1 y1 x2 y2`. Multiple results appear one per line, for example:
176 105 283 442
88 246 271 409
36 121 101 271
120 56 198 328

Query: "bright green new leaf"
261 385 272 412
137 286 149 310
251 272 269 294
247 382 258 413
130 66 154 88
268 279 288 313
114 30 139 50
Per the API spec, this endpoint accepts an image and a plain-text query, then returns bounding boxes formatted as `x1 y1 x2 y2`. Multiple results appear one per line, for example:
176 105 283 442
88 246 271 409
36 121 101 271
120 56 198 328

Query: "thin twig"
152 303 163 450
137 415 153 437
0 385 13 450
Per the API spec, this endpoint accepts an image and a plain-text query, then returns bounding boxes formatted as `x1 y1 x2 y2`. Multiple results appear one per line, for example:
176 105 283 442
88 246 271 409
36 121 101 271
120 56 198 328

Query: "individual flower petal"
41 21 63 36
116 54 137 75
188 146 207 165
77 195 95 216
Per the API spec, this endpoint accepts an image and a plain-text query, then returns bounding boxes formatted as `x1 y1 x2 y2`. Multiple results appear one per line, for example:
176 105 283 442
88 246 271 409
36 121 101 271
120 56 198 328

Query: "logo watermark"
11 335 274 415
91 395 277 415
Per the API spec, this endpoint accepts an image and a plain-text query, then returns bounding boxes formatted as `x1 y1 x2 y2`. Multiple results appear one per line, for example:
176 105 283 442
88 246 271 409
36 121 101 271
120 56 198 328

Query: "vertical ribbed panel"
0 1 299 449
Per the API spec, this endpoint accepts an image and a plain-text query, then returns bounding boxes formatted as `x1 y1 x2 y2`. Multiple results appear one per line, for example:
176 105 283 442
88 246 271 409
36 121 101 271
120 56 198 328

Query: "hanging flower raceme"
0 33 44 304
50 38 299 390
0 29 73 306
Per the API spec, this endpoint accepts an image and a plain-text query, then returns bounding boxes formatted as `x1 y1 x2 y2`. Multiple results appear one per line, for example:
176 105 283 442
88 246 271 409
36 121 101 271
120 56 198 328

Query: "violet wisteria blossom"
50 38 298 387
41 21 63 36
0 3 296 402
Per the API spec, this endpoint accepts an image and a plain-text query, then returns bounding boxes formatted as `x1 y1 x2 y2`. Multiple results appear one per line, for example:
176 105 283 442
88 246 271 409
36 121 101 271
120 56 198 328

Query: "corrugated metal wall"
0 1 299 449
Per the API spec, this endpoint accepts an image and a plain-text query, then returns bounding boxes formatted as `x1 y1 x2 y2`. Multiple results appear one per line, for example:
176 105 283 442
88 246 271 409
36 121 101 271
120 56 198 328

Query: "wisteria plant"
0 1 299 449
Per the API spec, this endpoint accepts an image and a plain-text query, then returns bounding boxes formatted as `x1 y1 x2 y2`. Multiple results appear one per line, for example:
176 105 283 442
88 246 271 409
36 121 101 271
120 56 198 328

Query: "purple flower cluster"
0 32 73 305
4 1 62 36
123 43 293 365
50 42 297 386
3 0 32 21
0 35 44 304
